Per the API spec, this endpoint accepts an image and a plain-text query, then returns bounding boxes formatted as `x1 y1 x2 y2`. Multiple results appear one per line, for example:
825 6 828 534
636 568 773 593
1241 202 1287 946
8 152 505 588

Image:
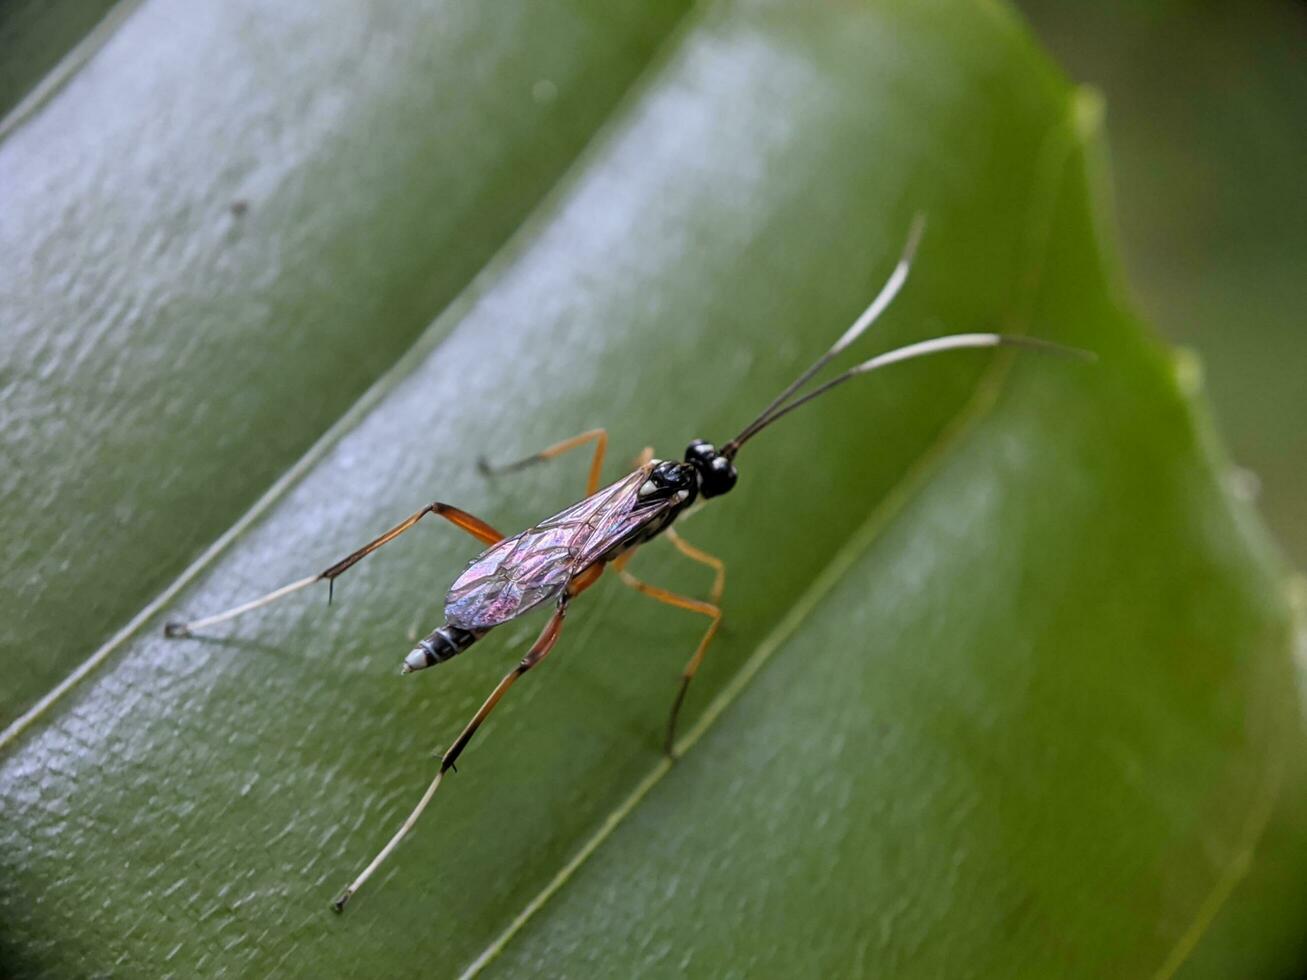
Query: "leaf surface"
1 1 1300 977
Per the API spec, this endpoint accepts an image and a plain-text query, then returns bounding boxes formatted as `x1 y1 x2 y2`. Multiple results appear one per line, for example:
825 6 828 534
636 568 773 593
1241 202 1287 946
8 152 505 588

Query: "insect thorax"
601 505 681 562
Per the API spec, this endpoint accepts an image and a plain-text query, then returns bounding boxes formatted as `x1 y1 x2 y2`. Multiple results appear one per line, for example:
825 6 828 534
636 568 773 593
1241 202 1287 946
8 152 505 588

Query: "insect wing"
551 464 686 568
442 534 567 630
444 467 659 630
571 484 676 568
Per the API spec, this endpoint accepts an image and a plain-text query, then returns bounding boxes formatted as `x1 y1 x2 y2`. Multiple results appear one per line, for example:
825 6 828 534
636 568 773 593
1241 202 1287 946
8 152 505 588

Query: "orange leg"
321 503 501 581
618 569 722 757
164 502 504 637
480 428 609 496
437 602 572 775
334 561 609 912
664 527 725 605
437 561 603 775
334 596 570 912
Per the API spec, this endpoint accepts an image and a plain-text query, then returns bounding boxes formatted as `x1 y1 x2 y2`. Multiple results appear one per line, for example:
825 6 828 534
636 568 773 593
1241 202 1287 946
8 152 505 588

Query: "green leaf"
0 0 691 721
1017 0 1307 569
2 1 1301 977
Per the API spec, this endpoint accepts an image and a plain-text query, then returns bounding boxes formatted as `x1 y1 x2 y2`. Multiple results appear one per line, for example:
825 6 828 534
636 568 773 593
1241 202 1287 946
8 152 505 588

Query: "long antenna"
720 215 1096 459
727 333 1092 452
723 215 925 456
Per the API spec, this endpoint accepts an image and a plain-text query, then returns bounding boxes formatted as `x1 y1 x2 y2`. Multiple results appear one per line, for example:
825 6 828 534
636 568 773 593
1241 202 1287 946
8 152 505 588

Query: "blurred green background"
1016 0 1307 568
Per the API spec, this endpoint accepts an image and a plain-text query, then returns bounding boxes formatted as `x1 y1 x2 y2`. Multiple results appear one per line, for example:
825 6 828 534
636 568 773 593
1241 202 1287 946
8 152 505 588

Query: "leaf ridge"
0 0 144 142
458 333 1024 978
0 1 706 748
455 90 1092 975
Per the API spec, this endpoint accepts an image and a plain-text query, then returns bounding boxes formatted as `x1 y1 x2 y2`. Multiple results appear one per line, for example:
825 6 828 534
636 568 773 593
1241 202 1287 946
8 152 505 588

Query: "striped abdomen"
402 624 483 674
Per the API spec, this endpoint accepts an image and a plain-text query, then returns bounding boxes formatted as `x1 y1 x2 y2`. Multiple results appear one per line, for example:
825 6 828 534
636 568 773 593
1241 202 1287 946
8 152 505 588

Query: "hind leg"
617 570 722 757
164 502 504 637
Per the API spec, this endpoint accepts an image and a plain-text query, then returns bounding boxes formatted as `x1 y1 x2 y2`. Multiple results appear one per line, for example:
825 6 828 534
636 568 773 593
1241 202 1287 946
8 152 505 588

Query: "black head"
684 440 738 499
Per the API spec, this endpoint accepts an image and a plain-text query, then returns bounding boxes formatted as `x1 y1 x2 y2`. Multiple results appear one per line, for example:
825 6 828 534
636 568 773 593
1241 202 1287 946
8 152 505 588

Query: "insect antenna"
736 214 927 446
720 220 1093 458
725 333 1093 456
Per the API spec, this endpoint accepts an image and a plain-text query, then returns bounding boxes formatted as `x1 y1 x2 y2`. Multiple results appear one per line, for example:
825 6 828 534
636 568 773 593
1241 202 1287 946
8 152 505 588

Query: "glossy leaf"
1 1 1301 977
0 0 690 720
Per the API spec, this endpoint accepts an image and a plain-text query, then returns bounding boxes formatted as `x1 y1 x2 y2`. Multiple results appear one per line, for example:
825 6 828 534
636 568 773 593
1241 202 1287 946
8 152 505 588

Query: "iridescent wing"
444 465 676 630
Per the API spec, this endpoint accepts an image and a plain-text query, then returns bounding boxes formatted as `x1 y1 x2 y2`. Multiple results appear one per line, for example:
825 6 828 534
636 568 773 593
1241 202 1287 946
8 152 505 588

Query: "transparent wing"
444 466 672 630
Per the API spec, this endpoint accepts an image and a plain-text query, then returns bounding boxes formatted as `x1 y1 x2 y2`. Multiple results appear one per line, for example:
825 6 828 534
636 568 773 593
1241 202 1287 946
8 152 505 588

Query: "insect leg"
617 571 721 757
163 503 504 637
663 527 725 605
479 427 608 496
332 601 569 912
438 603 571 774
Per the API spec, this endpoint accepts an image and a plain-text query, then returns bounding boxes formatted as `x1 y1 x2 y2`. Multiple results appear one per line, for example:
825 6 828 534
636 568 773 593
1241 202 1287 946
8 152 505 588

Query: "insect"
163 219 1089 911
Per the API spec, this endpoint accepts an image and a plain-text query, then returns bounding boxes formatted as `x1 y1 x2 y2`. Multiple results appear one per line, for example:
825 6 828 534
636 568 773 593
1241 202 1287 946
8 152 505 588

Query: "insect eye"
700 456 737 498
684 440 715 465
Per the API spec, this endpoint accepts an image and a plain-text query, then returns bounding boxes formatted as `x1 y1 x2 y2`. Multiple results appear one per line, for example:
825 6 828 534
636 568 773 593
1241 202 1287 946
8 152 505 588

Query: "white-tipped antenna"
725 214 926 456
740 333 1094 442
829 213 926 357
721 214 1095 457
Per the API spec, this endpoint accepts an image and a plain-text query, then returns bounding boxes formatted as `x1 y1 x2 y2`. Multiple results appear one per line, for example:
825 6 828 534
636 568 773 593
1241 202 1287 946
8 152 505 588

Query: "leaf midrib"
450 85 1291 974
457 304 1027 979
454 82 1093 974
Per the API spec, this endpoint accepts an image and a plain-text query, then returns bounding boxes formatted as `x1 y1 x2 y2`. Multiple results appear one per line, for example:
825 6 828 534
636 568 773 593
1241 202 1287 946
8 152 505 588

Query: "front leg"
617 570 722 757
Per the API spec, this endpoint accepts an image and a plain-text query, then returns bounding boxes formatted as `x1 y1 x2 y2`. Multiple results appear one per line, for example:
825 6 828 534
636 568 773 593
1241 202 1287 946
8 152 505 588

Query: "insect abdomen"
403 624 482 674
